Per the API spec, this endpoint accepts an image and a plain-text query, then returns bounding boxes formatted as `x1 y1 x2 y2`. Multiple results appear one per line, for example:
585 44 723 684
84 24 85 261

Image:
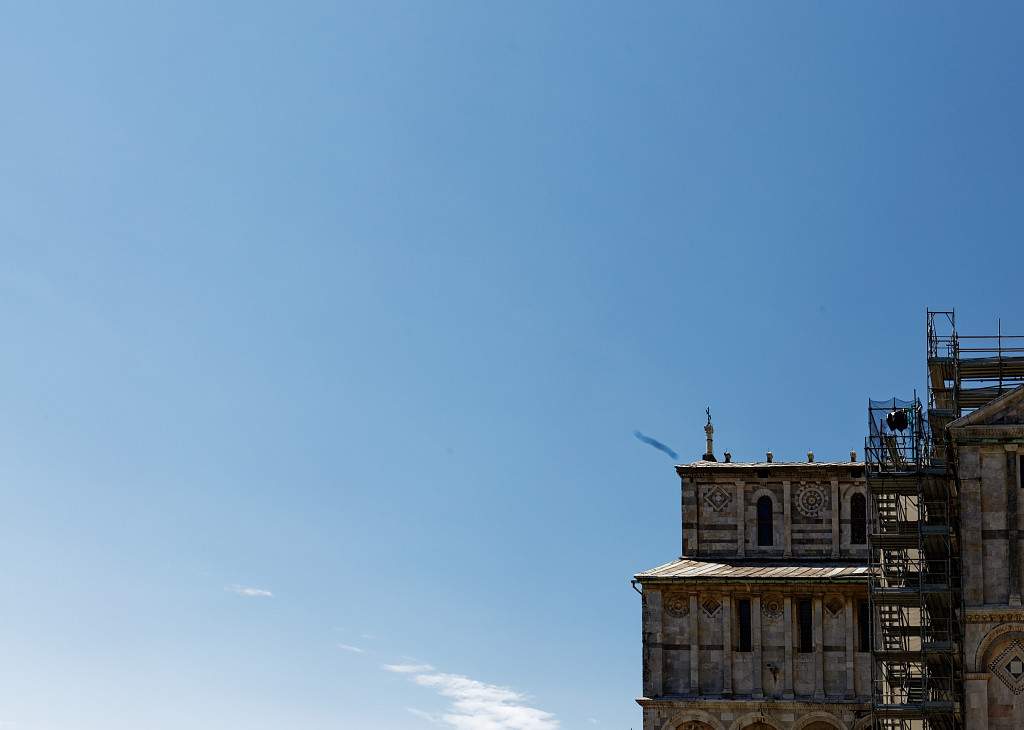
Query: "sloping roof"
634 558 869 582
947 383 1024 429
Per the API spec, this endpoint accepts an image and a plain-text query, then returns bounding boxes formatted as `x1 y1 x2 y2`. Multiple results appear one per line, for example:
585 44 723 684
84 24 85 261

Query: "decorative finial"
702 407 716 462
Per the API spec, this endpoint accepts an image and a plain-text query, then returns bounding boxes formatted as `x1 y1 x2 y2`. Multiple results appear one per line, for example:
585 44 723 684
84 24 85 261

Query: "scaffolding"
867 310 1024 728
927 309 1024 426
866 393 961 730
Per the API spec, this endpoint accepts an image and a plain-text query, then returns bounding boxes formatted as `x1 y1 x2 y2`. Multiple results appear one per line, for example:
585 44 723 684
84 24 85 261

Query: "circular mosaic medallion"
761 595 783 623
795 484 828 517
664 593 689 618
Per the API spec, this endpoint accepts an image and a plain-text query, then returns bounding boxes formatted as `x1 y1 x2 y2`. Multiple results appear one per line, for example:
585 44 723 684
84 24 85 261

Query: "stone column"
813 595 824 699
1009 446 1021 607
981 448 1008 605
844 595 855 698
831 478 841 558
689 593 700 695
963 473 985 605
736 481 746 557
722 594 732 696
681 476 687 557
965 674 990 730
752 594 763 698
645 590 663 697
683 477 700 557
783 596 794 699
783 480 793 558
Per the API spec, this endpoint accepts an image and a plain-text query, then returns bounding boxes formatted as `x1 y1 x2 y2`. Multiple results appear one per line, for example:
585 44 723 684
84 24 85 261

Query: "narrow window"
738 599 751 652
858 600 871 652
798 599 813 653
851 493 867 545
1019 455 1023 489
757 496 773 546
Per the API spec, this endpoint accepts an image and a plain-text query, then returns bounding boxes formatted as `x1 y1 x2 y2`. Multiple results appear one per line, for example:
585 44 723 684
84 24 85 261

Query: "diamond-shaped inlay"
991 640 1024 693
703 485 732 513
701 597 721 618
825 597 844 617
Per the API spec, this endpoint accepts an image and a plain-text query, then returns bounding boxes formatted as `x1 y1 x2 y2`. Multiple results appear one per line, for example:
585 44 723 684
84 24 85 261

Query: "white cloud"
385 663 559 730
385 663 436 674
338 643 365 654
226 584 273 598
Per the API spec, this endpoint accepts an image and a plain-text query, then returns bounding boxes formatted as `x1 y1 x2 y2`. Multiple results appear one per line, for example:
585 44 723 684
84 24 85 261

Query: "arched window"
851 493 867 545
757 496 773 546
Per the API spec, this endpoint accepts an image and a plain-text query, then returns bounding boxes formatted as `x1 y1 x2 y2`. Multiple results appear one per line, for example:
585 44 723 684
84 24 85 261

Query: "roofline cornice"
632 575 869 585
676 462 865 478
948 424 1024 442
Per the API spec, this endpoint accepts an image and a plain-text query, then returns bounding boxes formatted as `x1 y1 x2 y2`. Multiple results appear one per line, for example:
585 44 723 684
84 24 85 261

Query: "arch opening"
850 492 866 545
757 495 773 546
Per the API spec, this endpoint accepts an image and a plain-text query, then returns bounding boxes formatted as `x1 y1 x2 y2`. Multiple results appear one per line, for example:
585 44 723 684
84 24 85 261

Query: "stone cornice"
636 696 870 710
637 578 868 590
949 424 1024 442
677 463 865 480
965 607 1024 624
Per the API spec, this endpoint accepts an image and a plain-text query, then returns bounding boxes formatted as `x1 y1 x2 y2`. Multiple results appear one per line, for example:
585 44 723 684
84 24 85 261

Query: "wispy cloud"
385 663 435 674
338 643 365 654
226 584 273 598
408 708 442 724
385 663 559 730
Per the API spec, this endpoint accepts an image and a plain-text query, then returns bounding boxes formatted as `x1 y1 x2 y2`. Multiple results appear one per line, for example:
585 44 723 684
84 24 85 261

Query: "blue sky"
1 3 1023 729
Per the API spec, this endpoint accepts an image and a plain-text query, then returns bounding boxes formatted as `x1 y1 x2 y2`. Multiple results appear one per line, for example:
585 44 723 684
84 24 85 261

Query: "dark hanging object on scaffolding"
886 409 909 432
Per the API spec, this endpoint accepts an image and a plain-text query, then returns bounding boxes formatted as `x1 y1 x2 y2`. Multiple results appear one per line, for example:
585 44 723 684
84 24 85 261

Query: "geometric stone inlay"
991 640 1024 694
665 593 689 618
795 483 828 518
761 595 783 623
701 597 721 618
825 596 844 617
703 484 732 513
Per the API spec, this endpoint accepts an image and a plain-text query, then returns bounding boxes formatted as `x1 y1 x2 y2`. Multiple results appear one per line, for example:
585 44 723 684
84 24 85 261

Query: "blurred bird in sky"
633 431 679 460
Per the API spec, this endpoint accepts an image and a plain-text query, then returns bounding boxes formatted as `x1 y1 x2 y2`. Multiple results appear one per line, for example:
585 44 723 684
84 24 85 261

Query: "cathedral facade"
633 310 1024 730
950 390 1024 730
